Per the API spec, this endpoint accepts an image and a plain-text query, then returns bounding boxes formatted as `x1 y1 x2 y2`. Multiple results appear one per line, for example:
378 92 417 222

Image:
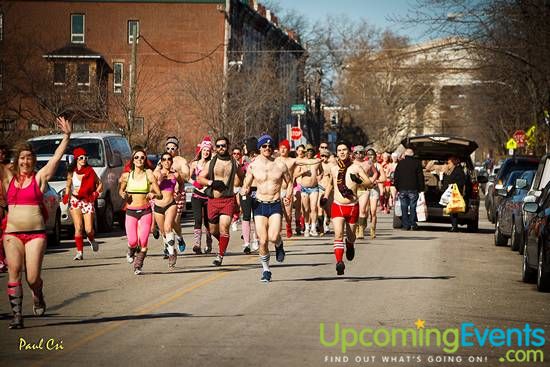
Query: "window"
71 14 85 43
77 63 90 87
113 62 123 93
0 118 15 132
134 117 144 134
53 63 66 85
128 20 139 44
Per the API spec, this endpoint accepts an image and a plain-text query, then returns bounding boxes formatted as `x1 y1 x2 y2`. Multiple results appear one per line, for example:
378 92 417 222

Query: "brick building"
0 0 304 155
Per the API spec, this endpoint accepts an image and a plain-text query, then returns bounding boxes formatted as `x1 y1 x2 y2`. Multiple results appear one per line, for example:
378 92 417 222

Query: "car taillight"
472 182 480 200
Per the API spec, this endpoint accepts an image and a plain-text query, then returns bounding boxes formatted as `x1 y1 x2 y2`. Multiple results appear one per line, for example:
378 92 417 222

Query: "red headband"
279 139 290 150
73 147 87 159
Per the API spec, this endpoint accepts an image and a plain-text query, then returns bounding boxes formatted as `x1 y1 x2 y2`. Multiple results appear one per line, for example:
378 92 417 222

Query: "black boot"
8 282 24 329
134 251 146 275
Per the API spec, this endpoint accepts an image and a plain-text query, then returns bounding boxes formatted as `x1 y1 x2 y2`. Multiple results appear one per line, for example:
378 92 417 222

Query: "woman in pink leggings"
119 147 161 275
1 116 71 329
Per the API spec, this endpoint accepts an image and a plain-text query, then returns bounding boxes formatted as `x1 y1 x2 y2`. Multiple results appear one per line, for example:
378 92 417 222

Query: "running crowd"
0 117 406 329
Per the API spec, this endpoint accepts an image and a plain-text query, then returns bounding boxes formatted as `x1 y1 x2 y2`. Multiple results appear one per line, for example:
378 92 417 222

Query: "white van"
29 132 132 232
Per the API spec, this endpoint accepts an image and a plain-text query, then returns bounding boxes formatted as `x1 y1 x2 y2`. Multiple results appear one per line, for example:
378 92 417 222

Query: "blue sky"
273 0 430 42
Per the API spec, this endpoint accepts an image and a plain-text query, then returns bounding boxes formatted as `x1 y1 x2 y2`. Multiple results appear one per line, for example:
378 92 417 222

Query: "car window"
113 137 132 160
29 139 105 167
539 158 550 191
505 170 524 186
35 160 68 182
520 170 536 186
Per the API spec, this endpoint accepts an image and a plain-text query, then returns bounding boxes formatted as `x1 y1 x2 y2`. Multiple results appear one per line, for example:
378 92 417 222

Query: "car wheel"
537 243 550 292
98 197 114 233
522 240 536 283
392 213 402 229
467 219 478 232
47 210 61 247
494 218 508 246
510 222 520 251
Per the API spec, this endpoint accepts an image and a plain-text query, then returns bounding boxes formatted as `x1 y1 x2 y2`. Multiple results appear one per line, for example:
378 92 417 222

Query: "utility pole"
128 31 138 145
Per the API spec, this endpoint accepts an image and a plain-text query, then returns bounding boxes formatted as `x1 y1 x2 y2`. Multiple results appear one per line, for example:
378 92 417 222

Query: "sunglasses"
261 144 274 149
320 155 329 158
77 155 88 160
161 157 173 162
134 155 146 160
355 151 366 155
320 146 328 149
232 152 242 155
216 144 227 148
166 147 177 152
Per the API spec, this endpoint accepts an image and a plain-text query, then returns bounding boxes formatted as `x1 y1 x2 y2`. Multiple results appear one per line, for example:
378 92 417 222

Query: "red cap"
73 147 87 159
279 139 290 150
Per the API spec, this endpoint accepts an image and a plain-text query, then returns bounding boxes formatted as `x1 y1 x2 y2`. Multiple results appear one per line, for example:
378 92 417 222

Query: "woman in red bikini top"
0 116 71 329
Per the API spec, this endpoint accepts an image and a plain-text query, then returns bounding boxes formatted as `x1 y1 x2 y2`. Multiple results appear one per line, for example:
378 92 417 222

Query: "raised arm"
37 116 72 186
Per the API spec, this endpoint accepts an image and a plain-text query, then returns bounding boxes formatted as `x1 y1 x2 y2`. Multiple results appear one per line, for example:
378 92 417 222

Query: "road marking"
31 253 263 366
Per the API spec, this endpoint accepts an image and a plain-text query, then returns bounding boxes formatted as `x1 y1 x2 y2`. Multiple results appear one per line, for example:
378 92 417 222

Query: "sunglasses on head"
134 155 146 160
77 155 88 160
216 143 227 148
261 144 274 149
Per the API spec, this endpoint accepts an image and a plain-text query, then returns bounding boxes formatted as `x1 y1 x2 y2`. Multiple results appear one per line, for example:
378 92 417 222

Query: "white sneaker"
304 229 310 237
251 239 259 251
310 228 319 237
231 221 238 232
73 252 83 261
87 238 99 252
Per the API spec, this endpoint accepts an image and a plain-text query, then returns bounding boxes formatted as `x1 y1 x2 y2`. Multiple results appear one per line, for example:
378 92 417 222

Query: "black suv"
394 135 487 232
485 156 540 223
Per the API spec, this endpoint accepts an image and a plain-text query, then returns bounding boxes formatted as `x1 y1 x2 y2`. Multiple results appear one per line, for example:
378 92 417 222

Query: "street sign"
505 138 517 150
512 130 526 147
291 127 302 141
291 104 306 115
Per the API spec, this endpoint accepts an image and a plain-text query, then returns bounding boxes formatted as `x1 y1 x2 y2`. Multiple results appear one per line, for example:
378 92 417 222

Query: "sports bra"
72 173 82 191
159 176 177 192
126 171 150 194
7 175 44 205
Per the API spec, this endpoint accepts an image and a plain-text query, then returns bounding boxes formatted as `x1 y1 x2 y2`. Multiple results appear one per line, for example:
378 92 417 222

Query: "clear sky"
273 0 430 42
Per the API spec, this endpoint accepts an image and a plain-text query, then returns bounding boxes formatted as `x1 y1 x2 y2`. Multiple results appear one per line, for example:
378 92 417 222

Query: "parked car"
522 181 550 292
484 164 501 197
494 170 535 250
485 156 540 223
28 132 132 232
394 135 487 232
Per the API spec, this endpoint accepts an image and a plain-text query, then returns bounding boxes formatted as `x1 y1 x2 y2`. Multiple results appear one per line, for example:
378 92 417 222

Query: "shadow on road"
281 275 455 282
42 263 120 271
47 289 111 312
383 236 438 241
29 312 193 328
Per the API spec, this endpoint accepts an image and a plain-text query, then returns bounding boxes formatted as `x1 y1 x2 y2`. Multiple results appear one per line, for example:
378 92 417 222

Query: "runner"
275 139 296 238
231 146 244 233
380 152 393 214
119 146 162 275
239 138 259 254
295 144 323 237
63 147 103 260
389 152 399 210
197 137 243 266
294 144 306 235
1 116 71 329
241 134 293 282
321 141 373 276
365 148 386 239
319 141 337 164
318 151 334 235
352 145 372 239
188 137 214 254
153 152 184 268
163 137 190 253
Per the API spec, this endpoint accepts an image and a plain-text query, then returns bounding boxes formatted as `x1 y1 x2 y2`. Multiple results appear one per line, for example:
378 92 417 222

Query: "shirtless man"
294 144 306 235
295 144 323 237
322 142 373 275
163 137 191 252
241 135 293 282
198 137 243 266
275 139 296 238
319 141 336 164
318 151 334 235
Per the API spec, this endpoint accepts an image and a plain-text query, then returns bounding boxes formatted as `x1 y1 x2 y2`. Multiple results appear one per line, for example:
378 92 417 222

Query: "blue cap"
257 134 274 149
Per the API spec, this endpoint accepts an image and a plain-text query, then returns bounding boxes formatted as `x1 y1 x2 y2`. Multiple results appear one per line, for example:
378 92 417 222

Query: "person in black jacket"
394 149 425 230
442 156 466 232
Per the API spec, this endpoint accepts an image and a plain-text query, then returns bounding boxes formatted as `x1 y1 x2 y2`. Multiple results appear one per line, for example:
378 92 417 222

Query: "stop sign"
291 127 302 141
513 130 526 147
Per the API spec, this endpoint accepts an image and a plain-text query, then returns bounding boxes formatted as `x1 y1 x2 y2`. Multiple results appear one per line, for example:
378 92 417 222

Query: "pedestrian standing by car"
1 116 71 329
63 147 103 260
442 156 466 232
393 148 425 230
119 146 162 275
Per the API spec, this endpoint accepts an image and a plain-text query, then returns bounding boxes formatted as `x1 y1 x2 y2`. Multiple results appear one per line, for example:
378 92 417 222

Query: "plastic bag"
445 184 466 214
394 196 402 217
416 192 428 222
439 185 453 206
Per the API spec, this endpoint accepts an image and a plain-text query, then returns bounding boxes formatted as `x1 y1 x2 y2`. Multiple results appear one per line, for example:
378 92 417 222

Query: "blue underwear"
253 199 283 218
301 186 320 195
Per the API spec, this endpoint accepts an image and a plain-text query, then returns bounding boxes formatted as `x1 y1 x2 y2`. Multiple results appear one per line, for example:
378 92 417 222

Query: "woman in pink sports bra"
1 116 71 329
189 138 213 254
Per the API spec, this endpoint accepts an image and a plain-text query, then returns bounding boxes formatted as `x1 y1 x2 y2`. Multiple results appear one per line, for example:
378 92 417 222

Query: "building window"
71 14 85 44
113 62 123 93
53 63 66 85
77 63 90 87
134 117 144 134
0 118 15 132
128 20 139 44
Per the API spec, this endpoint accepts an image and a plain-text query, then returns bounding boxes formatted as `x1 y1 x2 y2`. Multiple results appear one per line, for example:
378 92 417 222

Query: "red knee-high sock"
219 233 230 257
75 236 84 252
334 241 344 262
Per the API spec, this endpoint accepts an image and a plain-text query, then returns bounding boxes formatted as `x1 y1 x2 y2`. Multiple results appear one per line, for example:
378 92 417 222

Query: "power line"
139 35 226 64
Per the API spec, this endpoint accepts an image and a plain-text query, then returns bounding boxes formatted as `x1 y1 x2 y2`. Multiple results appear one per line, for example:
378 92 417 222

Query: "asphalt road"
1 207 549 367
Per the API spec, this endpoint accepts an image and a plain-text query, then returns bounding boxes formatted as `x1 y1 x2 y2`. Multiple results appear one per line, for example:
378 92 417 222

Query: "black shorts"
154 201 176 215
